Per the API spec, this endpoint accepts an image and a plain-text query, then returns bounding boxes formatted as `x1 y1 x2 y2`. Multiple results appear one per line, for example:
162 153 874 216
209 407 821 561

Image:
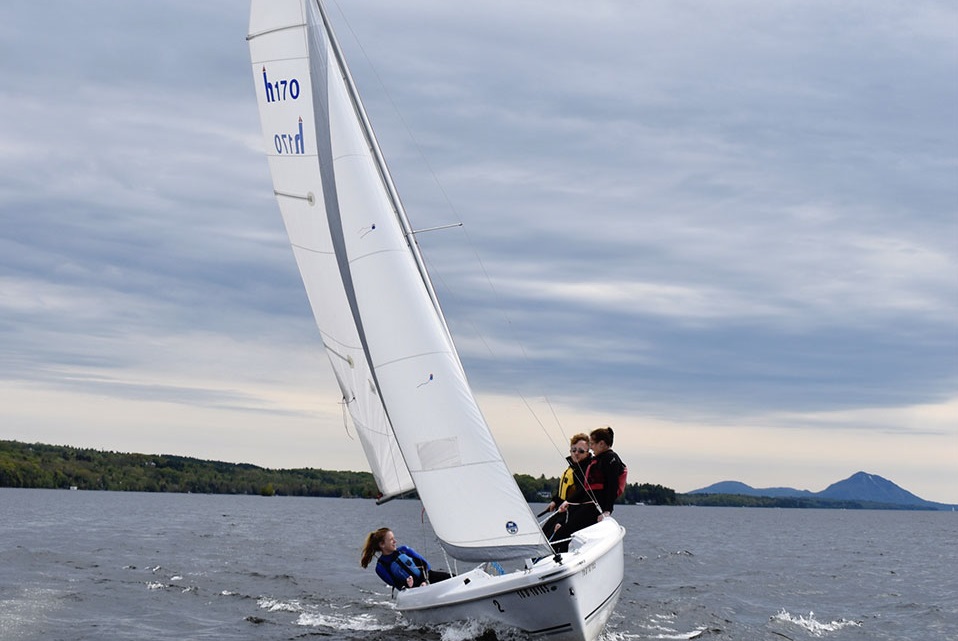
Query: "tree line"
0 441 377 498
0 440 676 505
513 472 676 506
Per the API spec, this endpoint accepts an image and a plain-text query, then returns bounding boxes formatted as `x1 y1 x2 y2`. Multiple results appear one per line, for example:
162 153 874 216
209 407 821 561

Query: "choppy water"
1 488 955 640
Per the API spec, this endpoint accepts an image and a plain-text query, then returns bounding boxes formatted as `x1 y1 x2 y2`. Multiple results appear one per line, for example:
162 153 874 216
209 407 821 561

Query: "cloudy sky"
2 0 955 503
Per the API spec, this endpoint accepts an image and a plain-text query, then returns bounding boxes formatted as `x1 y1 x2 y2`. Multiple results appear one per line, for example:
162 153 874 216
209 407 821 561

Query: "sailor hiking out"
361 527 450 591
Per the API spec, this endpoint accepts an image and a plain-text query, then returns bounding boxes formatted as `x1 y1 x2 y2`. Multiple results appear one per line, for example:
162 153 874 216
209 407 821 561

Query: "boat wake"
771 609 862 637
257 594 406 635
435 618 537 641
257 596 304 613
295 610 396 632
601 612 708 640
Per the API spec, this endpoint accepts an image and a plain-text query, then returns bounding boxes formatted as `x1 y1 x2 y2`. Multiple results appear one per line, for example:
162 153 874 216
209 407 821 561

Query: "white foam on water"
438 620 487 641
257 596 303 613
600 632 644 640
614 612 708 640
362 595 397 609
772 609 862 637
608 629 707 640
437 619 529 641
295 611 394 632
649 631 708 640
146 582 166 590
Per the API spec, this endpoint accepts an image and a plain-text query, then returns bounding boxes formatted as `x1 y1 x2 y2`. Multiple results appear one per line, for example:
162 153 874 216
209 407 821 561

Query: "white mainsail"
248 0 553 561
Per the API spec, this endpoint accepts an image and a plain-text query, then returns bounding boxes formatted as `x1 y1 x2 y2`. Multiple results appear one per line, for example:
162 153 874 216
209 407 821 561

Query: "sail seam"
411 459 505 472
373 350 452 371
332 151 369 162
289 242 334 255
288 243 420 267
251 54 310 65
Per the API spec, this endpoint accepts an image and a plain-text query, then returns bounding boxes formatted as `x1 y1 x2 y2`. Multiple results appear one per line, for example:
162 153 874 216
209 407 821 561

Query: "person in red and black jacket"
585 426 626 520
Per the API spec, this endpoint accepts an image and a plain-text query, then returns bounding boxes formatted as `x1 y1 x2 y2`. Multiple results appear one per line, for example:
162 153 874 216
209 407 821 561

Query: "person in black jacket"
551 426 626 553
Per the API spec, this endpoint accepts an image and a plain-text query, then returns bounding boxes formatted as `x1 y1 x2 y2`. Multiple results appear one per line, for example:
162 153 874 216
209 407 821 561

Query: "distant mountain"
817 471 931 506
690 471 955 510
691 480 814 499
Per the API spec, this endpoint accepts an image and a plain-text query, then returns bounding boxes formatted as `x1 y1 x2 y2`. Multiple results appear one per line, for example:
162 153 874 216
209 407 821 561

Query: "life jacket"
556 466 576 501
377 550 423 589
583 455 628 498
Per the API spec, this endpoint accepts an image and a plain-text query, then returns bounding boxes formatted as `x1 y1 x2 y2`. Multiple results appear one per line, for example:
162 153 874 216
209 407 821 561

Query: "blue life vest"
376 547 426 590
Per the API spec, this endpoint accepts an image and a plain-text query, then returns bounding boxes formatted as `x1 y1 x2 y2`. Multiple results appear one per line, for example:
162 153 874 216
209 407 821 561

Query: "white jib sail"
247 0 412 501
248 0 553 561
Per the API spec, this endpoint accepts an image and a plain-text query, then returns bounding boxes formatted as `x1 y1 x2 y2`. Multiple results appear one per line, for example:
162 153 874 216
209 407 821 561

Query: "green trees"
622 483 677 506
1 440 680 505
0 441 380 498
513 474 556 502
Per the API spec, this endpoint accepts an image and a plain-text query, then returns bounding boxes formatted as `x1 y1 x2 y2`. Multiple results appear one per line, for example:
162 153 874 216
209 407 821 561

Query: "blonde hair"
360 527 391 568
569 433 589 447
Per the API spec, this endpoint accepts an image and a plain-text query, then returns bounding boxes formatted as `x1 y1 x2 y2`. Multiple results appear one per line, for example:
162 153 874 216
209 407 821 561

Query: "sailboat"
246 1 625 639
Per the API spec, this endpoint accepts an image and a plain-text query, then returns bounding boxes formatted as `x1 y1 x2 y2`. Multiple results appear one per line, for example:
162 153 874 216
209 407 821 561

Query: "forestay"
247 0 553 561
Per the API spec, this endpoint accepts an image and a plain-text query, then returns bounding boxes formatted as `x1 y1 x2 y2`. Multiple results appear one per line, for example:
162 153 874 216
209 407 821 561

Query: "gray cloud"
1 0 955 499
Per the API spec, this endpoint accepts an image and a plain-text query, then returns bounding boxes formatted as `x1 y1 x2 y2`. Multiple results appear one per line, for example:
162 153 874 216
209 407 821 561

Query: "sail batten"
246 23 306 41
249 0 553 560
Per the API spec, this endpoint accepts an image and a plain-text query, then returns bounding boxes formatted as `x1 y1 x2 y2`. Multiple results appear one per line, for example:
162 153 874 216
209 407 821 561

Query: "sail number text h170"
262 67 300 102
262 66 306 155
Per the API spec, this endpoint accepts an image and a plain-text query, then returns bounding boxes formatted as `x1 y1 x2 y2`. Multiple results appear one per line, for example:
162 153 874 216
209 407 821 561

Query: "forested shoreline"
3 441 935 510
0 440 676 505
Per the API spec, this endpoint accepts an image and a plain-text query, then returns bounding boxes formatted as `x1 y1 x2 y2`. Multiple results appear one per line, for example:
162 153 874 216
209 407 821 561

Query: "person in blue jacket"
360 527 450 590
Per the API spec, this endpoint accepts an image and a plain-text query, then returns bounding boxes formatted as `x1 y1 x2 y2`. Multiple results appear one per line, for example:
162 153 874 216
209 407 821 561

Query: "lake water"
1 488 955 640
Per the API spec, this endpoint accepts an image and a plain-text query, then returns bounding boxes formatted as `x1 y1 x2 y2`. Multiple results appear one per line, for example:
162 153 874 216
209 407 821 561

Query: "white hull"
396 518 625 641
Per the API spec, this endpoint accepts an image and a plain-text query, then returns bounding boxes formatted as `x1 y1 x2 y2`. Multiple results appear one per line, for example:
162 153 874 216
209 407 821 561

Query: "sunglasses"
570 447 588 454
